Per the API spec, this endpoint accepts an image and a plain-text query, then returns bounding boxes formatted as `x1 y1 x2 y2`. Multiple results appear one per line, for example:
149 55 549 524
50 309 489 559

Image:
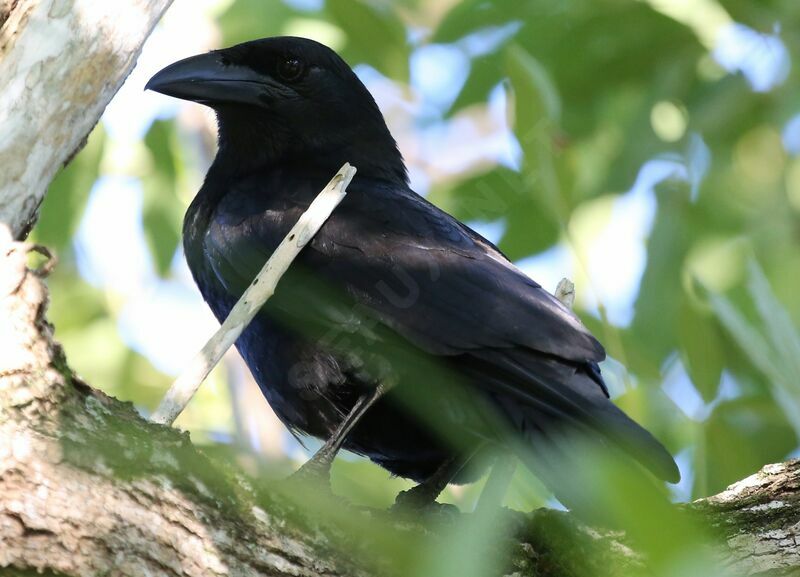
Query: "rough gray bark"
0 0 175 239
0 239 372 577
696 463 800 576
0 242 799 577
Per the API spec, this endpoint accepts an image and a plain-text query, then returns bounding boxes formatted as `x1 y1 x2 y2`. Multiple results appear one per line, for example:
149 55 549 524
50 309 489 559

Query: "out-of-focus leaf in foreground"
710 260 800 438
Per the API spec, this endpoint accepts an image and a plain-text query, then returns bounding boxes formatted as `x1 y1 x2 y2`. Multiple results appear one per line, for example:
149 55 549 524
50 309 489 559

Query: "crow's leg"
474 451 517 514
392 451 475 511
292 383 388 482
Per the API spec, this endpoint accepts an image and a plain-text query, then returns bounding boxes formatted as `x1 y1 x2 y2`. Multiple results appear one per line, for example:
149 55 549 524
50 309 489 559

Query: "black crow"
146 36 679 506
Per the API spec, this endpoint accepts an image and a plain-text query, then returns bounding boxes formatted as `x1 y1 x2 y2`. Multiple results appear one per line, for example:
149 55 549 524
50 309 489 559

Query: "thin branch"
554 277 575 309
151 163 357 425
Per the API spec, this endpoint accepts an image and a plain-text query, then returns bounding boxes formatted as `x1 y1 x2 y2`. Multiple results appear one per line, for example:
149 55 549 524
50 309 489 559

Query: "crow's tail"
467 349 680 485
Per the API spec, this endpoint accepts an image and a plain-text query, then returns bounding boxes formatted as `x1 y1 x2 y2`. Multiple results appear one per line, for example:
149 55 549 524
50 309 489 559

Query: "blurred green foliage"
31 0 800 574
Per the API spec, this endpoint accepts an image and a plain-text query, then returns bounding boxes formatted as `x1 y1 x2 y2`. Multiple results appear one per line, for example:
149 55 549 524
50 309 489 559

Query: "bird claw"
391 487 461 523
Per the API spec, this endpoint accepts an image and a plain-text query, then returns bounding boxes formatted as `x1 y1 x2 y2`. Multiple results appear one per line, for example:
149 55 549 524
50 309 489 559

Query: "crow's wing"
204 176 604 364
204 175 679 483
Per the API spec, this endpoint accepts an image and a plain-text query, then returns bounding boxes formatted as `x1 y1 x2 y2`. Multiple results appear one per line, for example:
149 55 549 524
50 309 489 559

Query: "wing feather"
203 176 604 365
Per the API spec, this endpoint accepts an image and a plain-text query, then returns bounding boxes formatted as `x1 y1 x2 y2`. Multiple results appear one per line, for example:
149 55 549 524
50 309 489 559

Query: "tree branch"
0 0 175 239
1 242 799 577
0 239 371 577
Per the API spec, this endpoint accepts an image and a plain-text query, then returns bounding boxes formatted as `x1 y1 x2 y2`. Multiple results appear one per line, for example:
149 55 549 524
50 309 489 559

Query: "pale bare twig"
151 163 357 425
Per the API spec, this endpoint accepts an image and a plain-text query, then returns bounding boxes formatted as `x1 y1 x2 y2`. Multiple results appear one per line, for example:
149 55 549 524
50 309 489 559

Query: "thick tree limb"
695 463 800 576
0 239 371 577
1 244 799 577
0 0 175 239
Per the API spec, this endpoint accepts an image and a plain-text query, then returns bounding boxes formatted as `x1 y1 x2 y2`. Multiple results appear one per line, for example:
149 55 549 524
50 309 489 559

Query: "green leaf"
326 0 409 80
710 260 800 437
429 167 522 222
504 44 566 239
432 0 525 44
747 260 800 390
218 0 297 46
629 185 694 369
500 205 560 260
678 301 724 402
142 119 184 276
710 293 778 383
331 458 413 509
505 43 561 126
702 396 796 496
428 167 560 259
447 52 504 115
35 125 106 251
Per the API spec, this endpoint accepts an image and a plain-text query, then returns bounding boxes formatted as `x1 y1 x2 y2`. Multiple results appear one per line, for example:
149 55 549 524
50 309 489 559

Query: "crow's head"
146 36 406 182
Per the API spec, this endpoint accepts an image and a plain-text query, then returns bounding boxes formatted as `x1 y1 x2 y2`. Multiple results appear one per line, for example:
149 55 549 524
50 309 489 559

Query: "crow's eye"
277 57 304 82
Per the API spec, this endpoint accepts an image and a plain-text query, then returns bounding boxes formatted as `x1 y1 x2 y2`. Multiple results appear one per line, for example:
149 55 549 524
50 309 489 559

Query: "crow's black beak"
145 52 269 107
